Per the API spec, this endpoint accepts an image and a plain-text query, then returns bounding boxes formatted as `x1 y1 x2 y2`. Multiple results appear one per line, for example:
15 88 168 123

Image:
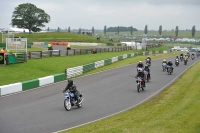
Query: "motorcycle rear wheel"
77 98 83 108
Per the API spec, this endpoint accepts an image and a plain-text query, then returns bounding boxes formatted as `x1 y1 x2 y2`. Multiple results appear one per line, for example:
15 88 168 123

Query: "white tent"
5 27 29 33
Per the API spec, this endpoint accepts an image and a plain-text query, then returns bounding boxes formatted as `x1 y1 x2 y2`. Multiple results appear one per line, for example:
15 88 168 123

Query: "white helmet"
138 68 143 72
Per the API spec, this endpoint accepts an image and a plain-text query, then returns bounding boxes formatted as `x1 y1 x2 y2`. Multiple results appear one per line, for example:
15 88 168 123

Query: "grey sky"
0 0 199 30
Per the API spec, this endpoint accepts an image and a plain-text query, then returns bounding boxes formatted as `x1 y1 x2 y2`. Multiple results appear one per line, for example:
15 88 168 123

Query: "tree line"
10 3 197 37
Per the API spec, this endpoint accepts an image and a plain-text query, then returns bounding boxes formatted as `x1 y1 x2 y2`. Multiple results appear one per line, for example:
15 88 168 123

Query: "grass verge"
61 60 200 133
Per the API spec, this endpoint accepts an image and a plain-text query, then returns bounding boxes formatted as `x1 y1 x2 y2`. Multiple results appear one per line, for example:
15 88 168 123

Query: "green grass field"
61 58 200 133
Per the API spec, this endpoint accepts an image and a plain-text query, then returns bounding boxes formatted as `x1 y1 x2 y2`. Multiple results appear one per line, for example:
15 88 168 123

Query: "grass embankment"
61 60 200 133
0 32 115 43
0 45 174 86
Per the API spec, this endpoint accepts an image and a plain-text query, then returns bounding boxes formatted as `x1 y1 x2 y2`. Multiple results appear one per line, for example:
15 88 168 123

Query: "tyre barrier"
50 42 68 46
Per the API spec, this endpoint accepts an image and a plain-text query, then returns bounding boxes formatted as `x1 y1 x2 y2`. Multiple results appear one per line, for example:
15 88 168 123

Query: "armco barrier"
0 83 22 96
22 79 39 91
38 76 54 86
65 53 137 79
0 73 66 96
54 73 66 82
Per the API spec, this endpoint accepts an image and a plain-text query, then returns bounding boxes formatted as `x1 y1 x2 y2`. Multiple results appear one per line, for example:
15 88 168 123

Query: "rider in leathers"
167 60 173 72
135 69 146 87
144 65 151 79
63 79 80 104
136 61 144 71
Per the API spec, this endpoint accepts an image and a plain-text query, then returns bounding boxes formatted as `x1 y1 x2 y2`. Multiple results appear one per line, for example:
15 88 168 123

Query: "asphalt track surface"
0 55 199 133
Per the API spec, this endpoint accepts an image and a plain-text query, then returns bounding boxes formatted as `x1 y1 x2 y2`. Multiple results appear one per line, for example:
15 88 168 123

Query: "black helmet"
68 79 73 86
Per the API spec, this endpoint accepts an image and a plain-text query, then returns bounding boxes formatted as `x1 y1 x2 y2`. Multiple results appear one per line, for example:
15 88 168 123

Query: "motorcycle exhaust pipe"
79 98 84 104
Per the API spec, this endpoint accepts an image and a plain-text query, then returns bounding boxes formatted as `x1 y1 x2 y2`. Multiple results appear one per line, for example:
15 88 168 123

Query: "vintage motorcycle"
191 54 195 60
146 59 151 67
162 62 167 72
175 59 179 66
136 77 145 92
63 89 83 111
167 66 173 75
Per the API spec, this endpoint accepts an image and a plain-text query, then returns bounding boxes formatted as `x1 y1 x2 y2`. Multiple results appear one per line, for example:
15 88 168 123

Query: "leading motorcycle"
63 89 83 111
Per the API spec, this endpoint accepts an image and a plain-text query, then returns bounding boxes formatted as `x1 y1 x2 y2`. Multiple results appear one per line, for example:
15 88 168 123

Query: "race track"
0 55 199 133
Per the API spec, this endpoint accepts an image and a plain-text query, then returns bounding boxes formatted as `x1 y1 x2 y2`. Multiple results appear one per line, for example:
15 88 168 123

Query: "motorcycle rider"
63 79 80 104
167 60 173 72
175 56 179 61
135 68 146 87
146 56 151 65
144 65 151 79
187 52 190 58
136 61 144 71
184 54 189 60
191 53 195 58
162 59 167 64
180 53 183 61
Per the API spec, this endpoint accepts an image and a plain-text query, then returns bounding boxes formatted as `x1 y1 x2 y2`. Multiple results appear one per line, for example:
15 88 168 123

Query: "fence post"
66 50 68 56
59 50 61 56
80 49 81 55
29 52 31 59
50 51 52 57
74 49 76 55
40 51 42 58
23 53 25 62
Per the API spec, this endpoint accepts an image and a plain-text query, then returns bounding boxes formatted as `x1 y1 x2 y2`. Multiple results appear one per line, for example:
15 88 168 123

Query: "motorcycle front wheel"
64 99 71 111
137 84 140 92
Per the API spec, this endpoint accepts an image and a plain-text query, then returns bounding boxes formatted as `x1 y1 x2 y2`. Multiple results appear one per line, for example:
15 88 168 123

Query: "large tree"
11 3 50 33
175 26 179 37
192 25 195 37
104 25 107 35
159 25 162 36
144 25 148 34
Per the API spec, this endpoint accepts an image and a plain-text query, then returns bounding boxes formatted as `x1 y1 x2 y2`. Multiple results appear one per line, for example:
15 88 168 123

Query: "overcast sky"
0 0 199 30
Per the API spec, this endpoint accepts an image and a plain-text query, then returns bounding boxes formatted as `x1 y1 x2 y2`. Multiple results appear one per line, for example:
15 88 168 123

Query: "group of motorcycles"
136 60 151 92
62 52 197 110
